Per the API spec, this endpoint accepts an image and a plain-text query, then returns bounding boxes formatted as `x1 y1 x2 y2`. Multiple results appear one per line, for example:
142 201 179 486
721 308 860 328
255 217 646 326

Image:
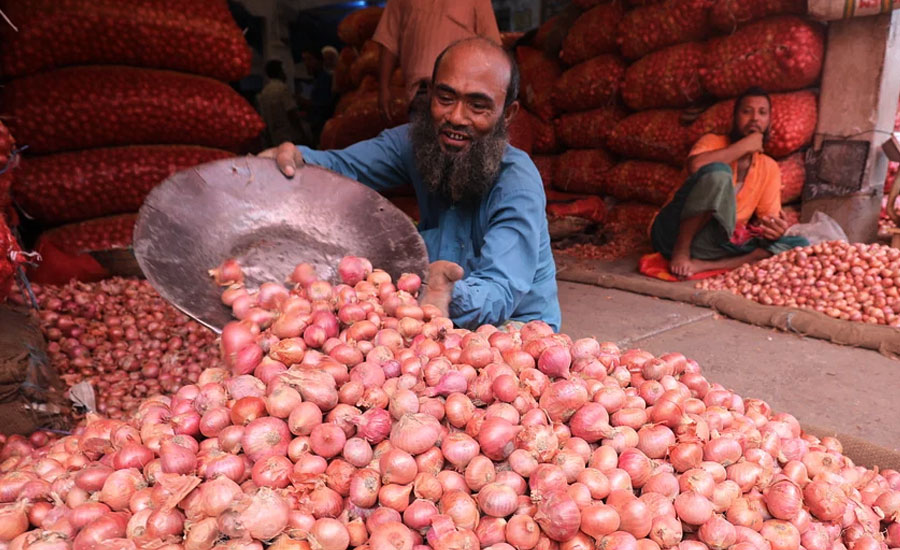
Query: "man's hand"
419 261 464 318
757 212 790 241
738 132 765 157
258 142 305 178
378 87 394 124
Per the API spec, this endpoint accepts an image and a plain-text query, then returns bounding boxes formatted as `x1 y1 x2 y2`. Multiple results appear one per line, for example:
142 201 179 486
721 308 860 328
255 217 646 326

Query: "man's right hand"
738 132 765 156
258 142 305 178
378 88 393 123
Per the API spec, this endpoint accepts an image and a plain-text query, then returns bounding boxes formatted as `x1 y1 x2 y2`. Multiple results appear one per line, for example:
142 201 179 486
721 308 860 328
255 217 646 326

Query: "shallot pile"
19 278 220 419
1 255 899 550
697 241 900 327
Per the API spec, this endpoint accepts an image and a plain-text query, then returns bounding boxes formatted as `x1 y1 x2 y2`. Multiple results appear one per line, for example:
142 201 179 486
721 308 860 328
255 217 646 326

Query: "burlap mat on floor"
554 253 900 357
802 424 900 470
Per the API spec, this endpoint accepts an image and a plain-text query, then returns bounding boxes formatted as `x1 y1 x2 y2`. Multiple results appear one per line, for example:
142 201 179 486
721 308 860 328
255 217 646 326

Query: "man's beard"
410 109 509 204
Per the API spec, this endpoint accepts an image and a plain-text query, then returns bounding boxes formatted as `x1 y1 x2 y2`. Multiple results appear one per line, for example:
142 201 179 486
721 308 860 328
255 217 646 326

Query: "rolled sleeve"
448 188 544 329
298 127 410 193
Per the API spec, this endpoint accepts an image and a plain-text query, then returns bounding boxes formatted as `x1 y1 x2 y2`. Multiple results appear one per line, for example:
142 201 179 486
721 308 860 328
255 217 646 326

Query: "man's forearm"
687 142 748 174
378 45 397 95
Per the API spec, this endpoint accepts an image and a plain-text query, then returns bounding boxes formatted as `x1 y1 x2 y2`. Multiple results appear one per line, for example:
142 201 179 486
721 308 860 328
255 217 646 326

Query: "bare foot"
670 252 697 279
419 261 465 317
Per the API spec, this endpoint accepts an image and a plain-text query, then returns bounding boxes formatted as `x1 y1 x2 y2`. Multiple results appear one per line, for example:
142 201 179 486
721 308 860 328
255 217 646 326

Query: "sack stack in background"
514 0 825 260
0 0 261 283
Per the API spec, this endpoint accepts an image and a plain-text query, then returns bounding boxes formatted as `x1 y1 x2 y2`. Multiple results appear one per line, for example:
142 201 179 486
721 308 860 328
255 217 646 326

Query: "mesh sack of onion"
0 255 899 550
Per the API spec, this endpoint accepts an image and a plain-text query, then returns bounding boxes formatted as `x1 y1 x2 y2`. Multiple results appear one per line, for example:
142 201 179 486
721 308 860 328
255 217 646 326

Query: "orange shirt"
688 134 782 227
372 0 502 101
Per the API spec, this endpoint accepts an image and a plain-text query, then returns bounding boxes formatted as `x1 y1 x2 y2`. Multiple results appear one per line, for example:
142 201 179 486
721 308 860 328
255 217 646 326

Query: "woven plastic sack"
552 149 616 194
320 95 407 150
555 107 628 150
702 17 825 98
547 195 607 223
501 32 525 50
1 218 23 303
608 110 694 166
0 121 15 220
0 0 250 81
1 66 264 154
29 214 137 285
552 55 627 113
617 0 714 60
334 47 359 94
604 161 682 206
533 10 581 57
606 202 661 232
530 113 560 154
517 47 561 122
532 155 558 189
335 77 379 116
688 91 818 159
623 42 707 110
337 7 384 50
350 41 381 88
14 146 234 224
778 152 806 204
710 0 807 32
560 3 623 66
509 112 534 155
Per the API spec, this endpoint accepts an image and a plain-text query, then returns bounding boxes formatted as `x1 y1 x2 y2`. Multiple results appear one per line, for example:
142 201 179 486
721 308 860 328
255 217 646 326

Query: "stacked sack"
516 0 823 260
0 0 263 283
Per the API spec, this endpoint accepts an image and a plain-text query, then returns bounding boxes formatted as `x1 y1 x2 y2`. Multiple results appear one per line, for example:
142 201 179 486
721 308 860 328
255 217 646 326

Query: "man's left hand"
758 212 790 241
419 261 464 318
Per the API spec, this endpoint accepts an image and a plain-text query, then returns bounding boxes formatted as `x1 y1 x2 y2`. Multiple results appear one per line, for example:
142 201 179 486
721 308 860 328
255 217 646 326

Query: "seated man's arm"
448 186 546 330
687 132 762 174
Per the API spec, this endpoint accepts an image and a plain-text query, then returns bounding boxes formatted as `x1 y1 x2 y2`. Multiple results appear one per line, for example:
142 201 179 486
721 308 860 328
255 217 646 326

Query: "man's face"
429 45 516 153
410 43 519 204
734 95 771 138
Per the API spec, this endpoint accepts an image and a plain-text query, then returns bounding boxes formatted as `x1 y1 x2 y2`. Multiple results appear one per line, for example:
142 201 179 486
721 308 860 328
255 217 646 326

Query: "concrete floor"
557 281 900 452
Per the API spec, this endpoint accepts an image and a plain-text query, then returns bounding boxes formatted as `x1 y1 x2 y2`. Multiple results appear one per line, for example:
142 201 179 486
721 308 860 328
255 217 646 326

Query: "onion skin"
13 256 900 550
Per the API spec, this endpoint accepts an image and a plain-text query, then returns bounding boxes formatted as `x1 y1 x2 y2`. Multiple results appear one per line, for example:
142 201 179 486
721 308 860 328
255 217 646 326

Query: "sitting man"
261 37 561 331
650 87 808 278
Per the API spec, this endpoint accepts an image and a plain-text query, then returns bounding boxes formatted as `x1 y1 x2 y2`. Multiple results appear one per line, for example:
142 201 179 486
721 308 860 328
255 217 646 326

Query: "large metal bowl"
134 156 428 332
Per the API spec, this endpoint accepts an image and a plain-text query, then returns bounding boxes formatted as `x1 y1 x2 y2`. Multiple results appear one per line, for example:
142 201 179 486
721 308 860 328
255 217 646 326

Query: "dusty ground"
557 281 900 452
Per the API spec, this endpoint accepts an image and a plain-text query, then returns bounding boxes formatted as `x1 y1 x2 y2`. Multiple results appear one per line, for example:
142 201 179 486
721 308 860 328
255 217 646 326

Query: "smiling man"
260 38 561 331
650 87 809 278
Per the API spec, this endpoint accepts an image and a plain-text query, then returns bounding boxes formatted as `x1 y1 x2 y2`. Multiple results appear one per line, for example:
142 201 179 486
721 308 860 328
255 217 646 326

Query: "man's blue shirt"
298 124 561 331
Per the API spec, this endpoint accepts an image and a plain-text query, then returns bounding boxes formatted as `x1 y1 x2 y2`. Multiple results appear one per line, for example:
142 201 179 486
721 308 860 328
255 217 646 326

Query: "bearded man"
650 88 809 279
260 38 560 331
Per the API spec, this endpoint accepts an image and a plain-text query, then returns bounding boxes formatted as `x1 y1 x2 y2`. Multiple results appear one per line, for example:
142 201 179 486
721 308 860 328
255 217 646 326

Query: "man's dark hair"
730 86 772 141
265 59 284 79
431 38 520 112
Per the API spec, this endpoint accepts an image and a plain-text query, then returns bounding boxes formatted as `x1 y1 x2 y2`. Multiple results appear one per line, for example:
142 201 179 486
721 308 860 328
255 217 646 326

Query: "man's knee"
692 164 733 195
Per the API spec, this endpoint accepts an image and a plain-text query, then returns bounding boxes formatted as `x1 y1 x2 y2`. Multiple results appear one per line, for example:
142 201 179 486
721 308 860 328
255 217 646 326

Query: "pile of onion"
13 278 221 419
1 255 898 550
698 241 900 327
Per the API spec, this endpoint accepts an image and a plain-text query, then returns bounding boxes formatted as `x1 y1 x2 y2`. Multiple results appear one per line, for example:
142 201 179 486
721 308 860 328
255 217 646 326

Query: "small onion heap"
18 278 220 419
698 241 900 327
1 255 899 550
